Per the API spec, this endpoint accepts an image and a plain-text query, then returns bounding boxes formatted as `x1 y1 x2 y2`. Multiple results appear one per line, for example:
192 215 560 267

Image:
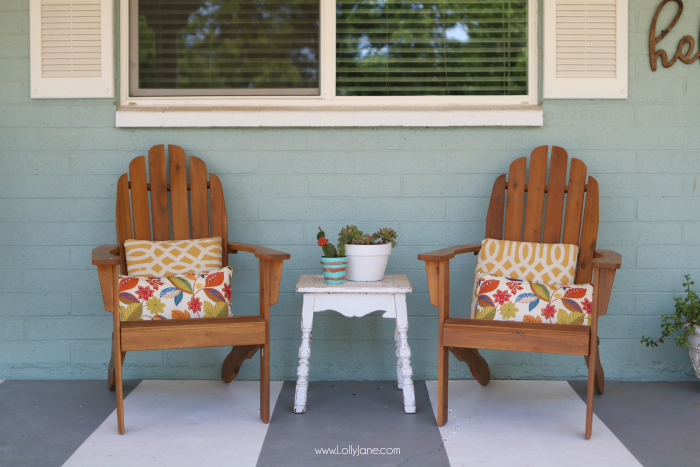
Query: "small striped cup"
320 256 348 285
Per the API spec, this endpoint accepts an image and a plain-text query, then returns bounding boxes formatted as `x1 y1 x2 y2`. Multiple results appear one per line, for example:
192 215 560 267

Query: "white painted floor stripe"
63 380 283 467
426 380 641 467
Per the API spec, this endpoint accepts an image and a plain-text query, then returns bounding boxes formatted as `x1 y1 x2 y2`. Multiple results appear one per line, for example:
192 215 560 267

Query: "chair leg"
108 333 125 391
221 345 260 383
584 337 605 395
114 338 125 434
584 339 598 439
260 343 270 423
437 345 449 426
594 348 605 395
449 347 491 386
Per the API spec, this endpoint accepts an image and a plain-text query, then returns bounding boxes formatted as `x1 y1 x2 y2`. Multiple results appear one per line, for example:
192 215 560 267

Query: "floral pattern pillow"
118 266 233 321
474 273 593 325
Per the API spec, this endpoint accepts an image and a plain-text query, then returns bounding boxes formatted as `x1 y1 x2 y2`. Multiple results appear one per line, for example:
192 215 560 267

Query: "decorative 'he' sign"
650 0 700 70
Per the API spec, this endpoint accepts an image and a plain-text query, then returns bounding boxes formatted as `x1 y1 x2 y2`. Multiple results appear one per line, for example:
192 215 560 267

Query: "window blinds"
133 0 320 96
335 0 529 96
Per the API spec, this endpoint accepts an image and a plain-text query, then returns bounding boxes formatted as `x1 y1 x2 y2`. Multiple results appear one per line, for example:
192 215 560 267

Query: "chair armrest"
592 249 622 270
417 243 482 262
228 242 289 307
92 245 120 265
227 242 290 261
93 245 119 313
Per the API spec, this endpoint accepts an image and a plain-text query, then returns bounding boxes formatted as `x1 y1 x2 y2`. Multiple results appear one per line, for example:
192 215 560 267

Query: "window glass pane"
336 0 528 96
136 0 319 95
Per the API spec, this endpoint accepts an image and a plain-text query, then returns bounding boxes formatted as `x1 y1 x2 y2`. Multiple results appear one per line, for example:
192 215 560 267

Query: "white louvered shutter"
30 0 113 99
544 0 627 99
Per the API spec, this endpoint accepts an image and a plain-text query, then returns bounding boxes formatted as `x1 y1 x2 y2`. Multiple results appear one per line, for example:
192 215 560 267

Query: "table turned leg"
394 322 404 390
395 294 416 413
294 294 315 414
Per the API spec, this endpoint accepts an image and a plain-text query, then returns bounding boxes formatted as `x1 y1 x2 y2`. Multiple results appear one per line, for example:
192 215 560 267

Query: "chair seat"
443 318 591 356
120 315 266 351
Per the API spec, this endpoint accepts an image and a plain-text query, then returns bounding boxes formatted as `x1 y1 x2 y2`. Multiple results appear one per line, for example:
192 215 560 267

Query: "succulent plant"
339 225 363 242
351 233 374 245
372 227 398 248
318 225 398 256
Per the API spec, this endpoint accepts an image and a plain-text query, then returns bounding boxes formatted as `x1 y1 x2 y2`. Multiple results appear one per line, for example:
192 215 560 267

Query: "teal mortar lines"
0 0 699 381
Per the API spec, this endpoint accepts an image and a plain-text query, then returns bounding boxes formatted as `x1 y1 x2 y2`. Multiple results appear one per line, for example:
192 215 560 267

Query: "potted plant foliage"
340 225 398 281
317 227 351 284
641 275 700 379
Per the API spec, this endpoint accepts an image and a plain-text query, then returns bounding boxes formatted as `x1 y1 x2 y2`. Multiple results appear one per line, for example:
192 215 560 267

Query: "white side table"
293 274 416 414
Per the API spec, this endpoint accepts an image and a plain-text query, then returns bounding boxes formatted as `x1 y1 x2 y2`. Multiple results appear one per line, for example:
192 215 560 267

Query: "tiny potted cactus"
317 227 351 284
341 225 398 281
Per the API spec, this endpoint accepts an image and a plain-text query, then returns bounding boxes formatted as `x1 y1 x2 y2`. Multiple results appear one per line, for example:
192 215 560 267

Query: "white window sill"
115 105 543 128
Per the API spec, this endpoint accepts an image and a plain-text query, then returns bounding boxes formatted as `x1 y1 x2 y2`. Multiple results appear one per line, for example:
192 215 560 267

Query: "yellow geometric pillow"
124 236 223 277
470 238 579 317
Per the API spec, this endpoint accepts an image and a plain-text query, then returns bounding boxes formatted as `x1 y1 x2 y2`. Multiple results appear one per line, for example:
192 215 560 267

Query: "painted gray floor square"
0 380 140 467
569 380 700 467
256 380 450 467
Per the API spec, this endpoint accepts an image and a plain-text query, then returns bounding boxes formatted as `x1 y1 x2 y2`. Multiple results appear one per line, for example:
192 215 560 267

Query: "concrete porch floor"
0 379 697 467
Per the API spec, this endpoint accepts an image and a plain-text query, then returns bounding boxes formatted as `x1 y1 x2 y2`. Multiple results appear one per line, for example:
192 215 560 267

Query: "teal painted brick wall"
0 0 699 382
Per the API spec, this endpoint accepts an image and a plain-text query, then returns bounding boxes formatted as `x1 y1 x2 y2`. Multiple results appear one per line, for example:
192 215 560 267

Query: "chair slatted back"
485 146 599 284
115 144 229 274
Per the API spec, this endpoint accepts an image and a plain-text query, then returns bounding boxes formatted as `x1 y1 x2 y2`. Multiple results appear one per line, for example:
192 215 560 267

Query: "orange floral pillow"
118 266 233 321
474 273 593 325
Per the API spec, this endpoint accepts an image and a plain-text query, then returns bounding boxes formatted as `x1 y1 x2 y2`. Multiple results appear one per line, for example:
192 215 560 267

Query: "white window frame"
117 0 542 127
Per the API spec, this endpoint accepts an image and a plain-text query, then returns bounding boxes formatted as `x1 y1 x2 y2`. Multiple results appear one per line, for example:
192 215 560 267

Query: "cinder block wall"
1 0 698 381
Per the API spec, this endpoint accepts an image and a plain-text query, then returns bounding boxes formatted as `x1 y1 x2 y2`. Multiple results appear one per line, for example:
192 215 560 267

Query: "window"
130 0 320 96
123 0 537 100
335 1 529 97
117 0 541 126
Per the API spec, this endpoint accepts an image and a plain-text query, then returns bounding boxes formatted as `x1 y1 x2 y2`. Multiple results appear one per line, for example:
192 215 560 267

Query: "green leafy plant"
641 275 700 349
317 226 352 258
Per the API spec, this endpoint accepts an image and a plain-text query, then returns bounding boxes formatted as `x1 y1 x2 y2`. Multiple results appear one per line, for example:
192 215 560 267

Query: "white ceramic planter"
345 243 392 281
687 324 700 379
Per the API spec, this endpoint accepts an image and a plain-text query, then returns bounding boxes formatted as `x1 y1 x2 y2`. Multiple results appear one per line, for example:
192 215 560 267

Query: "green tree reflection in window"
336 0 528 96
137 0 320 91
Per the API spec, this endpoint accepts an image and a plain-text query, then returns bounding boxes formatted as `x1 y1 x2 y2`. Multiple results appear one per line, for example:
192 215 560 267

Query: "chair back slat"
129 156 152 241
503 157 527 241
148 145 170 241
116 174 133 274
116 145 229 272
576 177 599 284
190 156 210 239
485 174 506 240
210 173 229 267
522 146 548 242
168 145 190 240
484 146 600 284
542 146 568 243
562 158 587 246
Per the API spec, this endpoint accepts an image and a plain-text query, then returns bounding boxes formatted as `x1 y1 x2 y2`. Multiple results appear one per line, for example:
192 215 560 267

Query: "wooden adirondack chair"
418 146 621 439
91 144 290 434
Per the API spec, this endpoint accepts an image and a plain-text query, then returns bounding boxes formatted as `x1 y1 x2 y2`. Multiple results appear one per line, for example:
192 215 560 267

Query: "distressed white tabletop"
295 274 412 294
